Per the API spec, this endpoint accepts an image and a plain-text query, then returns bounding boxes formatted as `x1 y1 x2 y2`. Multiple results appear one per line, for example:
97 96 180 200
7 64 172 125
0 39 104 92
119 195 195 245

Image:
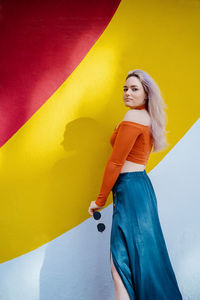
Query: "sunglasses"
93 211 106 232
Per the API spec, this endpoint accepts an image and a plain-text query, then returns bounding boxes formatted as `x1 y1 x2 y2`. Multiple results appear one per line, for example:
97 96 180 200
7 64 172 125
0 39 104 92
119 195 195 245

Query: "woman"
88 69 183 300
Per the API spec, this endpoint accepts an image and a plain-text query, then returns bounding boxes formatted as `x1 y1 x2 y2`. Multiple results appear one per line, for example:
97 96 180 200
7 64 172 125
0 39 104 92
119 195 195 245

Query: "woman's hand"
88 201 103 216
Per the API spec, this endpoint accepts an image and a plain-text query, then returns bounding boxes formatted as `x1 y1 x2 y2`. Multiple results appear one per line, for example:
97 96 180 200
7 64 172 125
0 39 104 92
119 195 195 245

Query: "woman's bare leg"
110 252 131 300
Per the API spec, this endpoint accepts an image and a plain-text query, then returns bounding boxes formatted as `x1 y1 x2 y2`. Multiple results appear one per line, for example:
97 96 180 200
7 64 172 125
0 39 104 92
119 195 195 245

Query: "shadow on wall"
40 117 111 236
38 117 114 299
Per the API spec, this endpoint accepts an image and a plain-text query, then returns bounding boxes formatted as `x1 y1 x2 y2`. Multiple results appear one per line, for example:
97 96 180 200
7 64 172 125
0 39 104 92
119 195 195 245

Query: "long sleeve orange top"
95 115 153 207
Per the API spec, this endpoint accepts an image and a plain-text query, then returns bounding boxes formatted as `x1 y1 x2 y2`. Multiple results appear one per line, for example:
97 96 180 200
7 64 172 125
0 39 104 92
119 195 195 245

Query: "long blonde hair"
126 69 169 152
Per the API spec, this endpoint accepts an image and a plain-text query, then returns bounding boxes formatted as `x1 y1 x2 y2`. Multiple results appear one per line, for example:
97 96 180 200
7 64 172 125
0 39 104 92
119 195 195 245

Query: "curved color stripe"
1 120 200 299
0 0 199 263
0 0 121 147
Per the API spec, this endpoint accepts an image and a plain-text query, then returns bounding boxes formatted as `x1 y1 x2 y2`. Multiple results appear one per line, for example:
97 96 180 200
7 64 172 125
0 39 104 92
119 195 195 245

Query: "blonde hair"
126 69 169 152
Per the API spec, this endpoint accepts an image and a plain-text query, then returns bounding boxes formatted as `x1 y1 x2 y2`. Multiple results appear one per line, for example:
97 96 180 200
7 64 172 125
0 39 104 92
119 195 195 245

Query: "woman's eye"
123 88 137 91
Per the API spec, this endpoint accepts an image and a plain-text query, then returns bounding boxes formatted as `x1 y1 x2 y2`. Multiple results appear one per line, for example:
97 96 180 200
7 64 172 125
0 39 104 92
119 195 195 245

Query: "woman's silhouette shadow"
39 117 114 300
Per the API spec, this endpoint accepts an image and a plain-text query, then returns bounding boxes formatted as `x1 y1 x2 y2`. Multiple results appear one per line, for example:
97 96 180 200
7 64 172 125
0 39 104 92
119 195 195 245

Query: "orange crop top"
95 104 153 207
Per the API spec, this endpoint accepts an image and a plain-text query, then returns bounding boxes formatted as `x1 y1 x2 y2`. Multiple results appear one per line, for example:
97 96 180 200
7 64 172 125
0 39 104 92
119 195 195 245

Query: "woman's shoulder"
122 109 151 127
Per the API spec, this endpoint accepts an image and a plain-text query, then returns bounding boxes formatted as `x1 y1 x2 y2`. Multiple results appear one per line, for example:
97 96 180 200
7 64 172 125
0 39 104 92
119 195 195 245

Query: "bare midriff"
120 160 145 173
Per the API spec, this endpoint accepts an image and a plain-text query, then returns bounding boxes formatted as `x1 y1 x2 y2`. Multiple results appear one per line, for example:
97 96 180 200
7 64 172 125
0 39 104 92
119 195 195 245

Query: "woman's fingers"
88 201 101 216
88 205 94 216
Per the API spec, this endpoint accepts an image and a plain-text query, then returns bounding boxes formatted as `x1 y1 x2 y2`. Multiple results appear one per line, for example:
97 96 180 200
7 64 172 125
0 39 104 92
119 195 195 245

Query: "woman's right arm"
95 123 142 207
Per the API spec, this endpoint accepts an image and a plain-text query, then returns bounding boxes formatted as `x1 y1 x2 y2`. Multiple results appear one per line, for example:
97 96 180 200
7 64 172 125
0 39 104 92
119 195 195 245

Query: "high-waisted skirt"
110 170 182 300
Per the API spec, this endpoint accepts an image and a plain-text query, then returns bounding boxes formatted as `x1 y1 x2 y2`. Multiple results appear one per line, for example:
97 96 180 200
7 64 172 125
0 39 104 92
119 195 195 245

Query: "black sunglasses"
93 211 106 232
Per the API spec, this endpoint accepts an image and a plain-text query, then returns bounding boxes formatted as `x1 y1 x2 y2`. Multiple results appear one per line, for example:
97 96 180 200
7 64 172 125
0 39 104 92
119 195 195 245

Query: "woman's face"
123 76 147 109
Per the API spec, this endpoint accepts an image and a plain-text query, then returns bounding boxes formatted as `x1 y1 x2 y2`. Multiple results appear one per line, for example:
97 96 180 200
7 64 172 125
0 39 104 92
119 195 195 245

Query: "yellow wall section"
0 0 199 262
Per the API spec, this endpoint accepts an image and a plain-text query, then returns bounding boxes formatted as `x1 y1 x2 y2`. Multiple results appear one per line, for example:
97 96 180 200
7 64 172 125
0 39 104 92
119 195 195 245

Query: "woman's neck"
131 103 146 110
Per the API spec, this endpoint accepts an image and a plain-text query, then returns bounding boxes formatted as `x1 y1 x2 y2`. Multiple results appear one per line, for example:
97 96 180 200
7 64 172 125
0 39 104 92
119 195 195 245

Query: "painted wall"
0 0 200 299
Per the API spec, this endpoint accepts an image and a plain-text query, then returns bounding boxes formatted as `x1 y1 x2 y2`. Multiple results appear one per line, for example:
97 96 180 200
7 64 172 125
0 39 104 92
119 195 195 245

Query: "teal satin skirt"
110 170 182 300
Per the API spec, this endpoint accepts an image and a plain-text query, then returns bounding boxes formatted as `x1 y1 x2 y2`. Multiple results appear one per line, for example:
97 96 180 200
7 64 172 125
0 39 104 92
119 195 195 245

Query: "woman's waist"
112 168 148 192
120 160 146 173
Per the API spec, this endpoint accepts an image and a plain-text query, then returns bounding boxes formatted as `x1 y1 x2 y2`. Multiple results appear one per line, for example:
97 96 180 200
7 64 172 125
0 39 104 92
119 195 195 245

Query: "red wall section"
0 0 121 147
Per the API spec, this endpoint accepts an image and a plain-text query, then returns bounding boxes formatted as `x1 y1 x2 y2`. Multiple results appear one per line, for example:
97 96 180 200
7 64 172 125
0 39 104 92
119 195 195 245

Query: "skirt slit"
110 239 136 299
